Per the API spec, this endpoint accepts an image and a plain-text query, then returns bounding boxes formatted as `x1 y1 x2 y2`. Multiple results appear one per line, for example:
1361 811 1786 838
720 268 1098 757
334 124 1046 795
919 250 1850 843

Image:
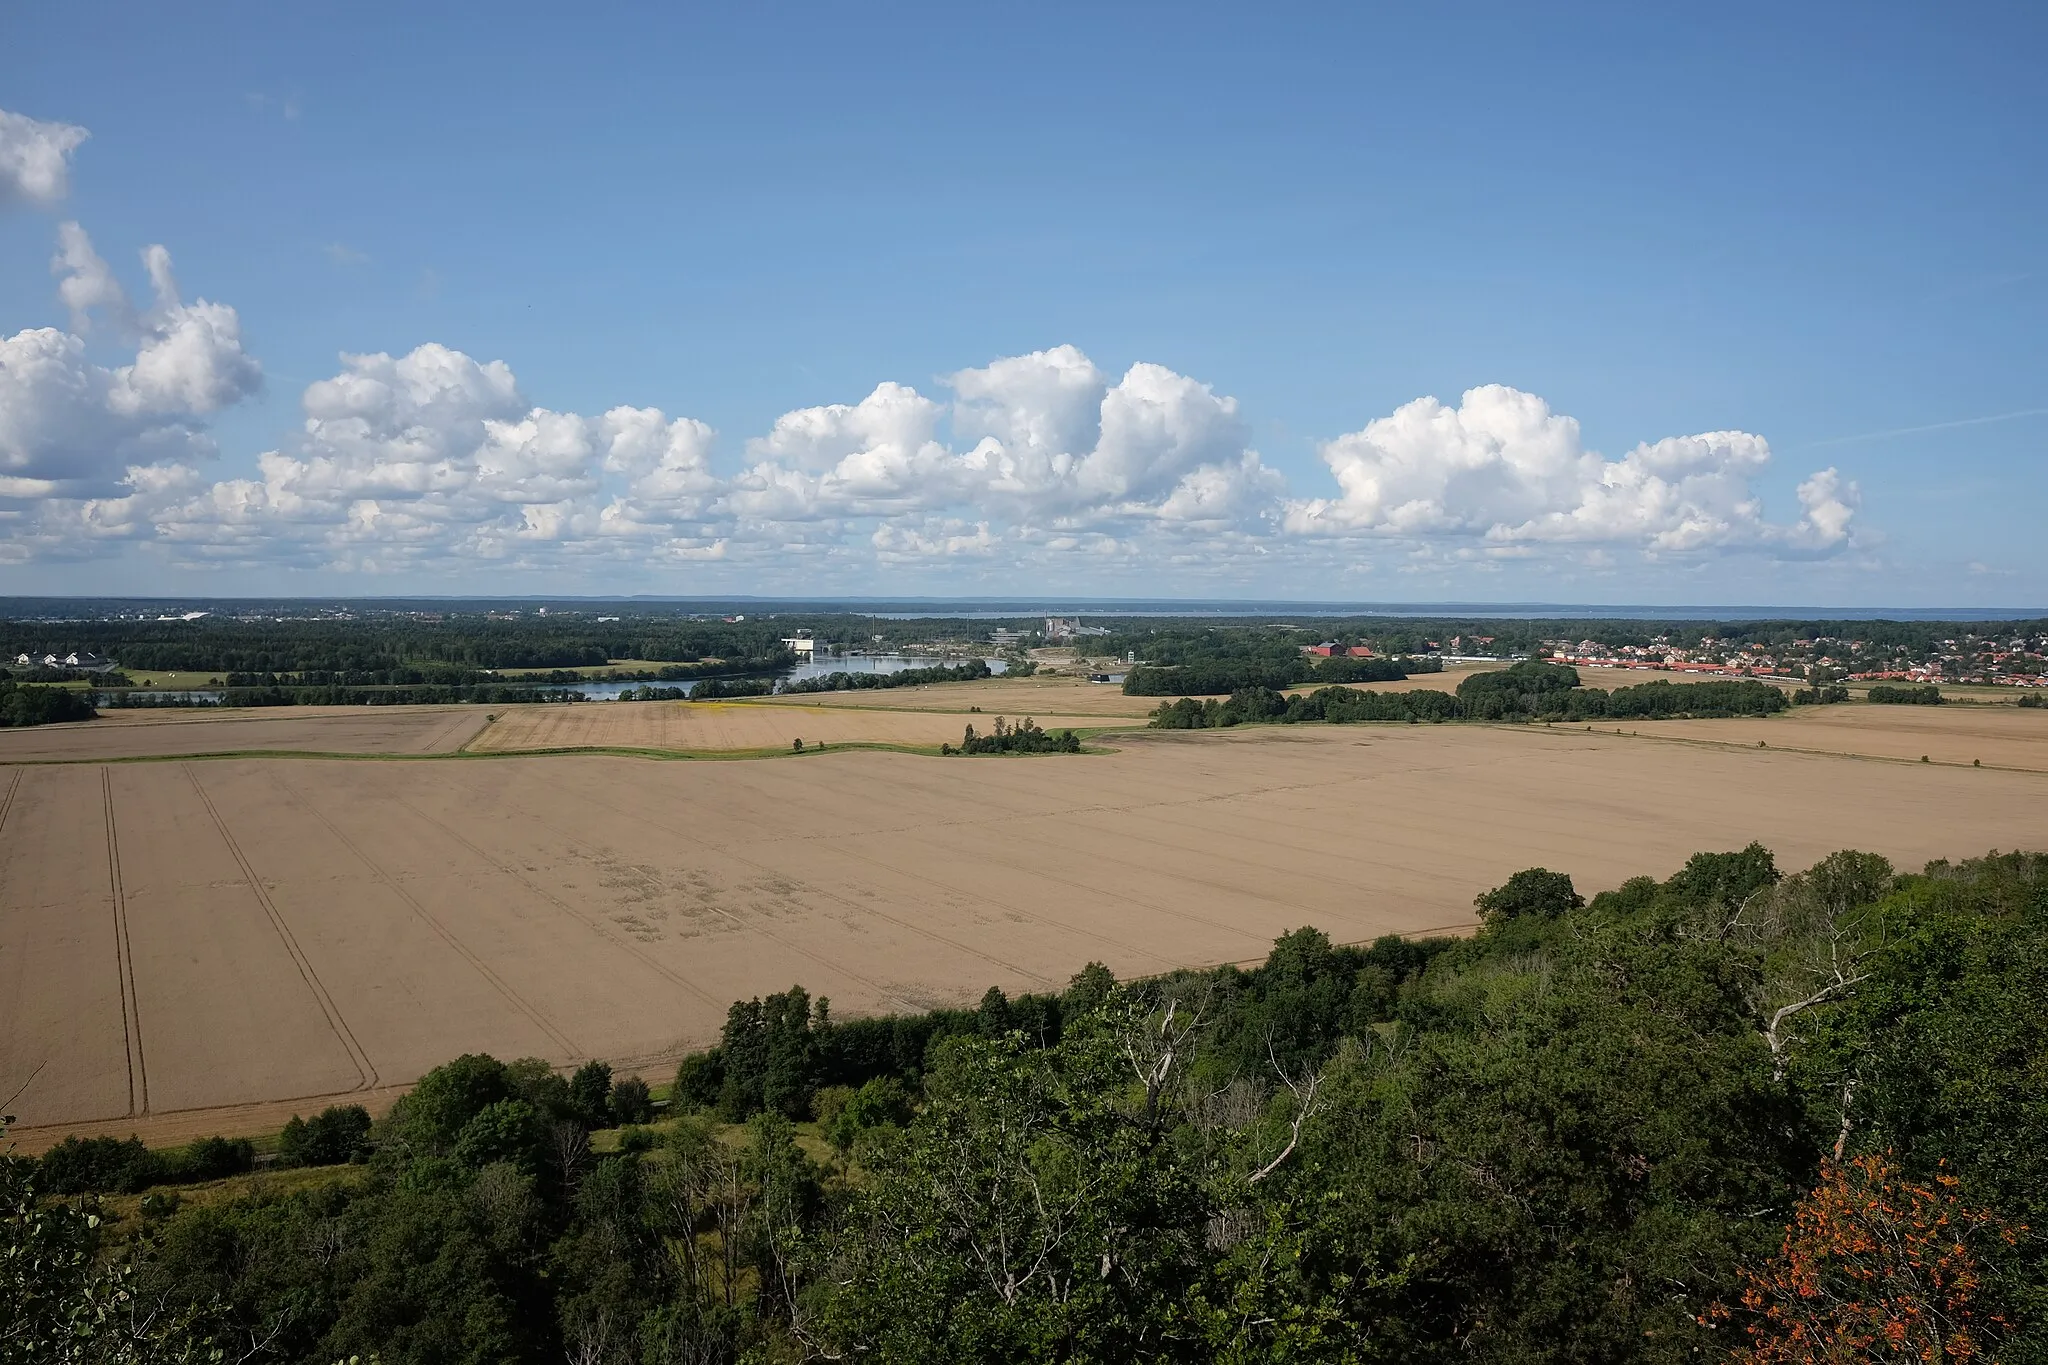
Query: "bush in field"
567 1060 613 1128
609 1076 655 1126
278 1105 372 1167
34 1136 162 1195
35 1133 252 1194
1473 867 1585 926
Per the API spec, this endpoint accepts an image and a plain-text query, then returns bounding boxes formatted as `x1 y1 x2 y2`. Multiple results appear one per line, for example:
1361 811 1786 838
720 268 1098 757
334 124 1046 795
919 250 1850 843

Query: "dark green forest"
1150 662 1790 729
0 679 97 727
8 845 2043 1364
1868 685 1944 706
782 660 1013 694
1 617 796 677
1118 633 1437 697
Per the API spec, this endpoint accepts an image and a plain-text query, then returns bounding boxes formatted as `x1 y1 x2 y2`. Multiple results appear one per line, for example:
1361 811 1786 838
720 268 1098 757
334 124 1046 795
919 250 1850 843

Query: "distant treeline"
1869 684 1944 705
2 617 796 675
0 680 97 727
782 659 999 694
1097 615 2048 658
614 685 691 702
688 677 777 700
1152 662 1790 728
1123 649 1437 697
100 684 587 709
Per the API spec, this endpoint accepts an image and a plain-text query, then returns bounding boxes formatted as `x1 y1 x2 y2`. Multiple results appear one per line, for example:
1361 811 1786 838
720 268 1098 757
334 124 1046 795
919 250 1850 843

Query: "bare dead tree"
1714 885 1778 944
1833 1073 1862 1161
1759 928 1878 1080
1749 853 1894 1080
550 1119 591 1194
1116 985 1208 1130
562 1300 627 1365
1248 1034 1324 1186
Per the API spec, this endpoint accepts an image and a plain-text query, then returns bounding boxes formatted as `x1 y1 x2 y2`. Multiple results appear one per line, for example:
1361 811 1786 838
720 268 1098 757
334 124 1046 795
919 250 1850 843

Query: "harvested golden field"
4 716 2044 1146
466 700 1119 753
766 665 1499 719
1623 701 2048 773
760 674 1165 716
0 705 490 762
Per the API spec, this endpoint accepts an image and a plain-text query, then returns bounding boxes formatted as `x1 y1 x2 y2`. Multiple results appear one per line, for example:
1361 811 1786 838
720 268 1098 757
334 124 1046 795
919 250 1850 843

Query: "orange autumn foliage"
1709 1153 2021 1364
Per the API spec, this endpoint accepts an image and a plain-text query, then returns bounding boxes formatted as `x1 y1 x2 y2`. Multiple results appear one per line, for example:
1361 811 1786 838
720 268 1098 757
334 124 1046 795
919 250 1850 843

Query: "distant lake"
568 653 1008 698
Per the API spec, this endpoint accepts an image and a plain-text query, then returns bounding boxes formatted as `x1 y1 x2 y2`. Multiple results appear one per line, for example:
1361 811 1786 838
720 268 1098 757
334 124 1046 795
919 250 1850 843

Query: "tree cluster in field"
688 677 778 700
1118 633 1437 697
1792 684 1851 705
1867 684 1944 705
10 842 2044 1364
0 679 97 727
781 660 995 694
1150 662 1790 729
2021 693 2047 708
941 715 1083 754
31 1134 256 1195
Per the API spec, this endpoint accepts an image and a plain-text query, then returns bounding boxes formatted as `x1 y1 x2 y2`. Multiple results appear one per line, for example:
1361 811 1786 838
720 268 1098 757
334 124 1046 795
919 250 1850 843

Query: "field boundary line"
181 764 379 1093
0 732 1139 766
387 789 726 1012
101 768 147 1115
264 772 585 1061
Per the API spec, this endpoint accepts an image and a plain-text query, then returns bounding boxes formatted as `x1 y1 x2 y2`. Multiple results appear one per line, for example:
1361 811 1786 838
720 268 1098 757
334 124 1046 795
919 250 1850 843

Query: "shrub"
35 1136 162 1194
174 1136 254 1184
609 1076 655 1126
568 1060 613 1128
278 1104 373 1167
1474 867 1585 926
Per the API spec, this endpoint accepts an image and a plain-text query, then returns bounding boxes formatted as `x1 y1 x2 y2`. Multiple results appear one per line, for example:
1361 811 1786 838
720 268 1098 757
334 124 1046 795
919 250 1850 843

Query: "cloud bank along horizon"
0 105 1859 586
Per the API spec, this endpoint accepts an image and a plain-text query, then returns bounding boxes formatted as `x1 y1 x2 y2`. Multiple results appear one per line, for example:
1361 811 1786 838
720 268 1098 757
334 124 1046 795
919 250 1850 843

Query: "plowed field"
5 716 2044 1147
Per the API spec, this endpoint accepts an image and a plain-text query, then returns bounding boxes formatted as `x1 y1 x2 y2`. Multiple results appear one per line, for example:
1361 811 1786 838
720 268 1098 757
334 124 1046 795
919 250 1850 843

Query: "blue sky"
0 3 2042 605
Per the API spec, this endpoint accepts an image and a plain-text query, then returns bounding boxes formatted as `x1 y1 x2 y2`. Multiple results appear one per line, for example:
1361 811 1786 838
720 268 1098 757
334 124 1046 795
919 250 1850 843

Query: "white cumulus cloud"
0 233 1867 584
0 108 89 208
1 228 260 505
1285 384 1856 555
